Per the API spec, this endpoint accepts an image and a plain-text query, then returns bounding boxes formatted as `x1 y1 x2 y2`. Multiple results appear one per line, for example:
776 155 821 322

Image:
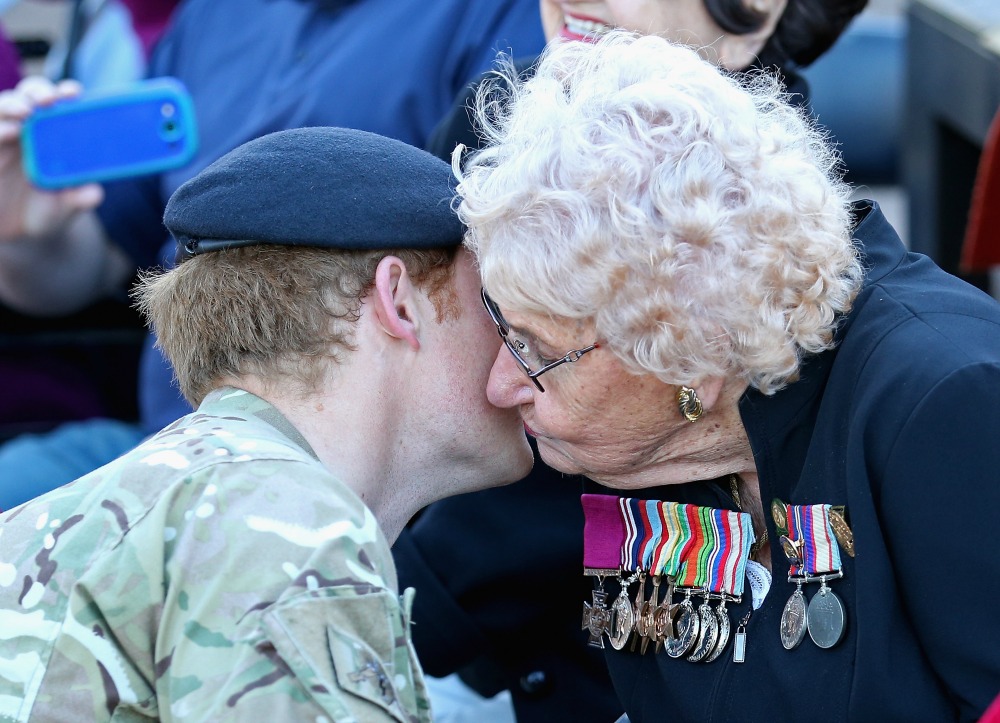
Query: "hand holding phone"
20 77 198 190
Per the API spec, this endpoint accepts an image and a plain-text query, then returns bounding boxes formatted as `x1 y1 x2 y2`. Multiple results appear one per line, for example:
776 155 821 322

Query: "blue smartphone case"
21 77 199 190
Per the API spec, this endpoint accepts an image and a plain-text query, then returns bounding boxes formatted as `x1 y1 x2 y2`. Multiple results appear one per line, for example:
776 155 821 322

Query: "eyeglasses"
481 288 598 392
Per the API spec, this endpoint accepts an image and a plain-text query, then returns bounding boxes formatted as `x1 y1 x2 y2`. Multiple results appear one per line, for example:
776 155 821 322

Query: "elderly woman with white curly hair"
454 30 1000 722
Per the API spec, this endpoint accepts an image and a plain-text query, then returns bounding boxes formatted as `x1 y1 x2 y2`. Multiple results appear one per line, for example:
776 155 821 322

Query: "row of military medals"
581 494 755 662
773 500 854 650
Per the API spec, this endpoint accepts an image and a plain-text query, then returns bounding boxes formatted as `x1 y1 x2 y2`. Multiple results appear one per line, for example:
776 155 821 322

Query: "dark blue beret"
164 126 464 257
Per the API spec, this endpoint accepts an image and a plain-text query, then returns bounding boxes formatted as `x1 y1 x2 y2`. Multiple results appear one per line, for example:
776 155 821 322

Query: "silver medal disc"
664 599 699 658
780 589 808 650
807 588 846 649
703 605 731 663
687 602 720 662
609 591 635 650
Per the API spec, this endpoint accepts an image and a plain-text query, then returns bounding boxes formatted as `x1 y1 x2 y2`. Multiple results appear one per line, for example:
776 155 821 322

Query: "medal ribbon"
639 499 662 572
649 500 682 578
580 495 754 597
707 508 733 595
620 496 637 571
786 503 841 576
581 493 625 572
678 504 710 587
727 510 755 597
663 502 691 580
621 498 658 572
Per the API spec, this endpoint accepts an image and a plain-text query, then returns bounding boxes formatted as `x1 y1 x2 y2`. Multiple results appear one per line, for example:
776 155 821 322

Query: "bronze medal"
640 575 663 654
652 576 677 651
581 589 615 649
629 572 647 653
779 535 803 566
653 601 678 650
771 498 788 534
637 598 655 655
828 508 855 557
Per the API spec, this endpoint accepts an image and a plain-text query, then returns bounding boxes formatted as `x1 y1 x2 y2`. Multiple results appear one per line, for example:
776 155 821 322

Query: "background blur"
3 0 1000 299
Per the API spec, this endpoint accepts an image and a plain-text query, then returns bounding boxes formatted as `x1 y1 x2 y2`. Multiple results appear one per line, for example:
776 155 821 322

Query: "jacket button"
519 670 551 696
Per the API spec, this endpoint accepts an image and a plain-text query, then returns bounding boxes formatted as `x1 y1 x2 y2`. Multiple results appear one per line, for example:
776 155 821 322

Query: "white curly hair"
454 30 864 395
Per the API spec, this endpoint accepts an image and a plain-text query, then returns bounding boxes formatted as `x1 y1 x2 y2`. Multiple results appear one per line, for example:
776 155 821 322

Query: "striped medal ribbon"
580 494 754 661
779 503 846 651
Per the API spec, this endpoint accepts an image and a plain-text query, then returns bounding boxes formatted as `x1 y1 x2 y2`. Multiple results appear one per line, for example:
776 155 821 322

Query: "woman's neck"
731 469 772 573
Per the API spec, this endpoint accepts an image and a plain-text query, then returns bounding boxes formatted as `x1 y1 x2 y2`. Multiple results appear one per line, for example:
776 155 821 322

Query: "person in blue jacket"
0 0 545 511
453 30 1000 721
425 0 869 160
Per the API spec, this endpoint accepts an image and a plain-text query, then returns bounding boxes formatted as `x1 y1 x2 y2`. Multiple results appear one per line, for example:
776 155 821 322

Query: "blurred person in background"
43 0 181 89
0 0 545 512
426 0 869 158
0 1 179 454
0 22 18 90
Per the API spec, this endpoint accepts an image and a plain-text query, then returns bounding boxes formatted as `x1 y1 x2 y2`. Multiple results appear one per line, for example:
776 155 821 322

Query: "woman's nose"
487 346 535 408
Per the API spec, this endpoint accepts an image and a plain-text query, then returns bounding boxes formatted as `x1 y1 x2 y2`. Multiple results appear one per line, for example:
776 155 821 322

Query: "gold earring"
677 386 703 423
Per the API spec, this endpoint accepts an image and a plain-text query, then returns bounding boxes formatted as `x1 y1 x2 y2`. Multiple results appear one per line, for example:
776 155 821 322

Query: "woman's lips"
523 422 537 437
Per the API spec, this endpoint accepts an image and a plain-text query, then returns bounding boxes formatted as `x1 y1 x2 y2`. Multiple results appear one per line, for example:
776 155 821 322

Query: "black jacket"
595 202 1000 722
393 466 621 721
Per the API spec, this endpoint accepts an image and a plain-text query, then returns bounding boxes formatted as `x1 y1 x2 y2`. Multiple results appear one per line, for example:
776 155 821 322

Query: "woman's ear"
371 255 421 351
692 376 726 412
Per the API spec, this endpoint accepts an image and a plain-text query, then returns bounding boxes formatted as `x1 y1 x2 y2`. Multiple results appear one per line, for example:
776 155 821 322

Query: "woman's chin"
534 437 584 477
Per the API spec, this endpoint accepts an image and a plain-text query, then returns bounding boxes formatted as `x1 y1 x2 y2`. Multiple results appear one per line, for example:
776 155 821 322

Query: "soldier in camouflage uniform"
0 127 534 721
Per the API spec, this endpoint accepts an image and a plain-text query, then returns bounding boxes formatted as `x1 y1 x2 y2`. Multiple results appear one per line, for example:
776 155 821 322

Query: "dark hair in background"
704 0 769 35
704 0 871 69
759 0 870 68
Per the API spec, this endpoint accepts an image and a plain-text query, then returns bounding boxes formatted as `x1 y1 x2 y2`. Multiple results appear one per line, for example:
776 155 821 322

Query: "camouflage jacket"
0 387 432 722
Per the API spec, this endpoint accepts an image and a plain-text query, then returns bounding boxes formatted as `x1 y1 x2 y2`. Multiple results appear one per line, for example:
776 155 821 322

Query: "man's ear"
372 255 421 351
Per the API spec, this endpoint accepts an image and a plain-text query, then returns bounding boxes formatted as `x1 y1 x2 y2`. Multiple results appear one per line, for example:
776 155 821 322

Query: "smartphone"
21 77 199 190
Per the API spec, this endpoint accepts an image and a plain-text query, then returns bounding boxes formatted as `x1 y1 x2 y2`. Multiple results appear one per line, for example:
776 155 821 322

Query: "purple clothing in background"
0 24 20 90
119 0 179 57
